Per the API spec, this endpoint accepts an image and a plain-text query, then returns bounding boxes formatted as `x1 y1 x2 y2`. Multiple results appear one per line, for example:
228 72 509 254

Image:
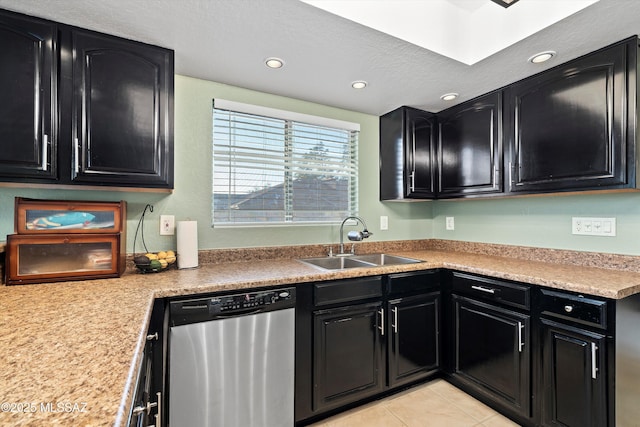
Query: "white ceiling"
0 0 637 116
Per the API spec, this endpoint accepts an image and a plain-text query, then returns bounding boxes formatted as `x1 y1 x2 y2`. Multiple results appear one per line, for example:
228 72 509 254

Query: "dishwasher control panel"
170 287 296 326
211 289 293 312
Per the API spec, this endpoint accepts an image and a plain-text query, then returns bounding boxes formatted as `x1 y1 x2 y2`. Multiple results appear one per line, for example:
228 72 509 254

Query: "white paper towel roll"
177 220 198 269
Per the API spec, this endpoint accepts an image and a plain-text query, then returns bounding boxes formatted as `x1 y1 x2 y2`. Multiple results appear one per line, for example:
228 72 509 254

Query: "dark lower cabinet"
387 292 440 387
452 295 531 419
296 271 441 424
540 319 607 427
129 299 165 427
313 302 385 411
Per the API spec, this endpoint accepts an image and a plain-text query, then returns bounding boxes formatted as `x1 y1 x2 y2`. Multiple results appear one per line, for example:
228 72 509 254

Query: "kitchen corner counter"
3 242 640 426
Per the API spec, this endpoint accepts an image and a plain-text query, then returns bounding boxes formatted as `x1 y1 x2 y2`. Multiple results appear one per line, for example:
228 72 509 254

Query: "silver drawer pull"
471 285 496 294
564 305 574 313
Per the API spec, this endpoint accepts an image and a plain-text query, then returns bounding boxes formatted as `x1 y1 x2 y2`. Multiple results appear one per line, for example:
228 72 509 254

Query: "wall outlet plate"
572 217 616 236
380 215 389 230
446 216 455 231
160 215 175 235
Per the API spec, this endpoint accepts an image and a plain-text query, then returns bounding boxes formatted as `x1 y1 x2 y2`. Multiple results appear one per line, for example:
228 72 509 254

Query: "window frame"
212 100 360 227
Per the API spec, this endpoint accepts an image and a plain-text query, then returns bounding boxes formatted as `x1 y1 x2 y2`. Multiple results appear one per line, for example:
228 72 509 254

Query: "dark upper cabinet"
63 28 174 188
0 8 174 189
505 37 636 194
380 106 437 200
437 91 503 198
0 12 56 180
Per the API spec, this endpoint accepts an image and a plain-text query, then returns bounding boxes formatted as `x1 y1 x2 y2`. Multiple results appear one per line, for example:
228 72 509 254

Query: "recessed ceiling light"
351 81 367 89
440 93 459 101
265 57 284 69
528 51 556 64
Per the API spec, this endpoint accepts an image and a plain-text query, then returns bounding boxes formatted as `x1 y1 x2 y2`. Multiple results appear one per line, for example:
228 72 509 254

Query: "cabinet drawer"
14 198 126 234
539 289 608 329
5 233 125 285
452 272 530 310
387 270 440 296
314 276 383 307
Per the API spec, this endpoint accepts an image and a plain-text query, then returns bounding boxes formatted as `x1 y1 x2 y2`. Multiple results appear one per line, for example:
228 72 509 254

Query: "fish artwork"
29 212 97 229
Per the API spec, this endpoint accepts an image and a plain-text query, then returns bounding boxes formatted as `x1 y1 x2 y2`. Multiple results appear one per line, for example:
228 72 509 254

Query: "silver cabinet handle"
146 332 158 341
494 167 499 187
392 307 398 334
509 161 513 185
154 392 161 427
471 285 496 294
591 342 598 379
378 308 384 336
564 305 574 313
132 399 157 416
74 138 80 174
410 122 416 192
517 322 524 353
42 134 49 171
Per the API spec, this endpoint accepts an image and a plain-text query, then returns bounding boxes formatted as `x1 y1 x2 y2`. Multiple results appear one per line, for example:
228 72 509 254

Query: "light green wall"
432 192 640 256
2 75 640 256
0 75 432 253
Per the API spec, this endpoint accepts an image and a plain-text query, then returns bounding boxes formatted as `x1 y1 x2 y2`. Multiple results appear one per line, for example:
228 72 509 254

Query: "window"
212 100 359 226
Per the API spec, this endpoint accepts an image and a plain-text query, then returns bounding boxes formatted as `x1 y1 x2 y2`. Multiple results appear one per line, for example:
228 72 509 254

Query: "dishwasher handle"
211 308 264 319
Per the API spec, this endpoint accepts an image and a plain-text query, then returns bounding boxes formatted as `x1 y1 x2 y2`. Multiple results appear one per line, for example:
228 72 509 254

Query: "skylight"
300 0 600 65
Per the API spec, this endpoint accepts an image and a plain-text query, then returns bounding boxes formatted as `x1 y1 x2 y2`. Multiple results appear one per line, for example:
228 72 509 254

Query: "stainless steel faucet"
338 216 372 256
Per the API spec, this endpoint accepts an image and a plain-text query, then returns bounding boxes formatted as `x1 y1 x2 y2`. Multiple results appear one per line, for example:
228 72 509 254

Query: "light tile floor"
310 379 522 427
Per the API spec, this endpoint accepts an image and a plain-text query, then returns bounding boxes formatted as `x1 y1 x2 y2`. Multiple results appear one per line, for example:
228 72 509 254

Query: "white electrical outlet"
572 217 616 236
160 215 175 235
380 216 389 231
446 216 455 231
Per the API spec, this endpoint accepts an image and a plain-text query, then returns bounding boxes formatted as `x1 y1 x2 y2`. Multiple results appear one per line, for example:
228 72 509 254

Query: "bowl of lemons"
134 250 177 273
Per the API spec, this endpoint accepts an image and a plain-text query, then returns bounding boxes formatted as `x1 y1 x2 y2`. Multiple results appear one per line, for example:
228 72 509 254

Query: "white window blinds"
212 100 359 225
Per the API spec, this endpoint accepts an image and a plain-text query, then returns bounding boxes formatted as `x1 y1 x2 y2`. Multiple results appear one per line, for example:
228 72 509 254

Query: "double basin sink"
298 253 423 270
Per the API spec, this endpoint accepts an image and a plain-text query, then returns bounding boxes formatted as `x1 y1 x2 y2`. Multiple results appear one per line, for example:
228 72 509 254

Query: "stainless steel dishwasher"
168 287 295 427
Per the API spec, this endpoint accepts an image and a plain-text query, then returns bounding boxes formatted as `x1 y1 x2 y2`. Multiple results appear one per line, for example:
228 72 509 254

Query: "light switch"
380 216 389 231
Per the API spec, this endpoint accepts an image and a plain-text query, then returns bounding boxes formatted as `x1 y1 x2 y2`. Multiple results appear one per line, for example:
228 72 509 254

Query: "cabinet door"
388 293 440 388
453 295 531 417
541 319 607 427
69 29 174 188
407 108 437 198
380 107 436 200
129 299 164 427
438 91 502 198
313 302 384 411
0 11 56 180
505 38 634 193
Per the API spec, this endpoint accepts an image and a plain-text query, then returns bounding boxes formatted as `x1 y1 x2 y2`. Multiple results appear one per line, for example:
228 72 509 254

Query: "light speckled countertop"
2 243 640 426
